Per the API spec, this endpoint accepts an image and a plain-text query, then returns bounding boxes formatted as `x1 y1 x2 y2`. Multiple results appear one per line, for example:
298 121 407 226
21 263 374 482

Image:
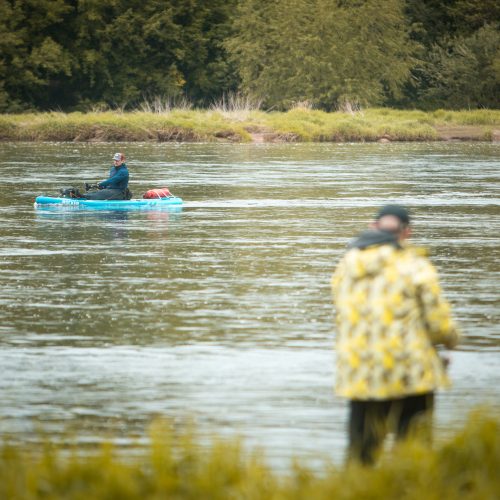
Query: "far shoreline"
1 108 498 143
249 124 498 143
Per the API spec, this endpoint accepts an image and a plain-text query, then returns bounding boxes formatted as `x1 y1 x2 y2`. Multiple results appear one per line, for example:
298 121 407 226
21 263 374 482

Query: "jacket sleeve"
415 259 460 349
331 264 340 296
331 257 346 302
99 167 127 188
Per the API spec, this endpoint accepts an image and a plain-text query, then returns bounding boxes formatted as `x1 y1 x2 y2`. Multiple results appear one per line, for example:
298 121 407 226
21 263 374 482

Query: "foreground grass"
0 108 498 142
1 412 499 499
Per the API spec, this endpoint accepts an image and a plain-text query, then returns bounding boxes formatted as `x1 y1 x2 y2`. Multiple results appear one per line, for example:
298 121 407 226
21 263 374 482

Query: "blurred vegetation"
0 108 498 142
0 0 238 112
227 0 416 110
1 412 499 499
0 0 498 113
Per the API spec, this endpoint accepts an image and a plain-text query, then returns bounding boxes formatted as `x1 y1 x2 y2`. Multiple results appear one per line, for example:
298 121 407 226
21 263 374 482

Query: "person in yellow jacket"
331 205 459 465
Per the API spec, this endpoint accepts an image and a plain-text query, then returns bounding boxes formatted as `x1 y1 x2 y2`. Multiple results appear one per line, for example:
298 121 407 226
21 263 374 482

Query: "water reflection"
0 142 498 467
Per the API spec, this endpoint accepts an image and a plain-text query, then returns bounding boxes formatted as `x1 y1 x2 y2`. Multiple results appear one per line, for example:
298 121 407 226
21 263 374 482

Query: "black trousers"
84 188 126 200
348 392 434 465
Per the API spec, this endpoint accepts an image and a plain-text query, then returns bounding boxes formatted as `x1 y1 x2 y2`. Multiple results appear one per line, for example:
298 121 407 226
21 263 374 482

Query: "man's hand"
85 182 100 191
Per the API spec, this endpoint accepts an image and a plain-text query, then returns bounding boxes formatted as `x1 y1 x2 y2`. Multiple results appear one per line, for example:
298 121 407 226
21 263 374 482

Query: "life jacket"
143 187 172 199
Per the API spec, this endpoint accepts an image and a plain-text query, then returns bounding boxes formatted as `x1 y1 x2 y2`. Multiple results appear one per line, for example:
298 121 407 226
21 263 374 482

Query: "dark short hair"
375 204 410 225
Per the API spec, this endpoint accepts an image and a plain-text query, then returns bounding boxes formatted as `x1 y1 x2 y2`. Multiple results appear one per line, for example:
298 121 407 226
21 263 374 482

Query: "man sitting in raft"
84 152 129 200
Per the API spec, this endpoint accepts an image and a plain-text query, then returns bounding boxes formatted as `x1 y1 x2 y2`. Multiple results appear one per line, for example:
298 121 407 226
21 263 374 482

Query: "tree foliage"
0 0 237 111
0 0 74 111
403 0 500 108
420 25 500 109
227 0 416 109
0 0 498 111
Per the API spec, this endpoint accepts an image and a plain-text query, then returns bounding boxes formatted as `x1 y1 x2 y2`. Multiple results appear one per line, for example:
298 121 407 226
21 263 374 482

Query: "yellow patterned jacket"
331 231 459 400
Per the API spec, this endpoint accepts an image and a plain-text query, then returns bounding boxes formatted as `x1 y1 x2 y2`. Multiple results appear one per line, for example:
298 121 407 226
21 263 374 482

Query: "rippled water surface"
0 142 499 466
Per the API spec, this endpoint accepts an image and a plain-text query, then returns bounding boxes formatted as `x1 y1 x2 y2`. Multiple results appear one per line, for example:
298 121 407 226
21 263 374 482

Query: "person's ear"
369 221 378 229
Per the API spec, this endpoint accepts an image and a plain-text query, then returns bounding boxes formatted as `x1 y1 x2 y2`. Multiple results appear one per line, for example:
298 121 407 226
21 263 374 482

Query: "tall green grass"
0 108 498 142
1 412 499 499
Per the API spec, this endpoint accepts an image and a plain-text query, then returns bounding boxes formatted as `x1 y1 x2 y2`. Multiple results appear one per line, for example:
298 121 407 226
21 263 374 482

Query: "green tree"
449 0 500 35
0 0 75 111
0 0 238 111
319 0 416 108
403 0 500 108
71 0 185 108
172 0 239 105
420 24 500 109
69 0 238 108
1 0 497 111
227 0 416 110
406 0 500 43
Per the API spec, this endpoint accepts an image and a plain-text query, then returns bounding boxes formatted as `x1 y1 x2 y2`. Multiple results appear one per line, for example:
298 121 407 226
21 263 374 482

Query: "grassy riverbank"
0 108 499 143
1 412 499 499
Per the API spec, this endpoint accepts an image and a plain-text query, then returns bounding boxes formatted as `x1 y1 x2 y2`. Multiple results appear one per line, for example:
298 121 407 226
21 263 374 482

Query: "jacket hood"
348 229 400 250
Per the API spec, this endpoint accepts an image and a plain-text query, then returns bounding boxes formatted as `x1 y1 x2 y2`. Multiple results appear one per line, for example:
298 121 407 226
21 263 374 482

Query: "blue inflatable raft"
34 195 183 210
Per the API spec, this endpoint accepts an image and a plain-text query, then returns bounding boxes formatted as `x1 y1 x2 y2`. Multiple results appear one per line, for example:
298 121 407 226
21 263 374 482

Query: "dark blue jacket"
99 164 129 190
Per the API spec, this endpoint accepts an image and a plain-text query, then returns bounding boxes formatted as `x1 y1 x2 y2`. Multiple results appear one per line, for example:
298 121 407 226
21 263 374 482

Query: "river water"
0 142 499 467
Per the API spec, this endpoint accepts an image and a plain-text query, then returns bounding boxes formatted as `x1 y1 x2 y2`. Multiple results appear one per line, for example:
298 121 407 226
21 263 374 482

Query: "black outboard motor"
59 187 83 198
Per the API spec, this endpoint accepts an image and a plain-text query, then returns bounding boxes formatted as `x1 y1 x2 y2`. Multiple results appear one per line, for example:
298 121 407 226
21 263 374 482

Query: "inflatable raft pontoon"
34 195 183 210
